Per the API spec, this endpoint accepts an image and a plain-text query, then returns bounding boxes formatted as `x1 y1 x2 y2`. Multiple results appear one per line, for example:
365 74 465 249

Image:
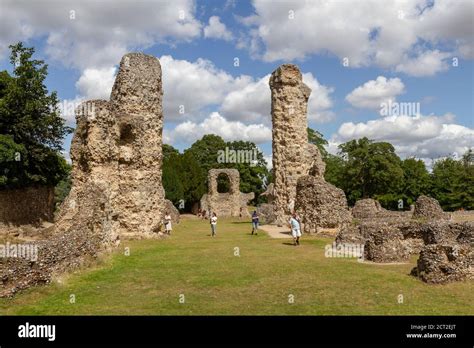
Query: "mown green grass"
0 217 472 315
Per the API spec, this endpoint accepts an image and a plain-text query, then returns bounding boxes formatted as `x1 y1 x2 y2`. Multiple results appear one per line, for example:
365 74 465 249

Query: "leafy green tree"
324 153 345 189
338 137 403 206
225 140 269 199
0 42 72 189
307 127 328 158
0 134 27 187
54 163 72 207
184 134 226 174
400 158 431 206
179 151 207 209
431 150 474 210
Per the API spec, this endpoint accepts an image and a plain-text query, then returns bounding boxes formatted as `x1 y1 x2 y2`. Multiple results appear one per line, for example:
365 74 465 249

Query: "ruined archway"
200 168 254 218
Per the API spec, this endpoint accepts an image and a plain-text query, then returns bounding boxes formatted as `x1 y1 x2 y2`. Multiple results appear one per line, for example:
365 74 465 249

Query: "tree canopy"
0 42 72 189
162 135 269 211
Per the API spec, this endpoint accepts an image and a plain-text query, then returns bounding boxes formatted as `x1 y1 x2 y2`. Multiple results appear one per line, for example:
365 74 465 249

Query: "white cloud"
330 113 474 160
75 67 116 100
345 76 405 110
160 55 334 123
220 72 334 123
395 50 450 77
239 0 472 76
0 0 202 69
203 16 233 41
220 74 271 122
165 112 272 145
160 55 252 121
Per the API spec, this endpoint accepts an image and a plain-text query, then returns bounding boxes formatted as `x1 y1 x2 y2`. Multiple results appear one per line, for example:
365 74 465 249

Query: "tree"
324 153 345 189
338 137 403 206
307 127 328 158
184 134 226 174
431 150 474 211
0 42 72 189
400 158 431 206
225 140 269 198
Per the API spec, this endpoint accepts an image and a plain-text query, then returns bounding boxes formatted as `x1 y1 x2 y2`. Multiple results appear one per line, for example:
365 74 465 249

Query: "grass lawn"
0 216 472 315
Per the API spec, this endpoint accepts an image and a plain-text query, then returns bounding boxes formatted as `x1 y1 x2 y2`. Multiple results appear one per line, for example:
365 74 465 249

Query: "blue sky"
0 0 472 166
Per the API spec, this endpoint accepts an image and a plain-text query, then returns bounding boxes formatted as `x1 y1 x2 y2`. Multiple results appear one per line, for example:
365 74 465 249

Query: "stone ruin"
200 169 254 218
335 195 473 283
58 53 166 238
1 53 169 297
295 176 351 233
266 64 350 230
411 221 473 283
412 195 450 220
351 198 385 219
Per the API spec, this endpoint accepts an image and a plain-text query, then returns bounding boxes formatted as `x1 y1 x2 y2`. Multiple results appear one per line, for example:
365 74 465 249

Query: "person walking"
251 210 259 235
289 213 301 246
164 211 172 235
210 212 217 237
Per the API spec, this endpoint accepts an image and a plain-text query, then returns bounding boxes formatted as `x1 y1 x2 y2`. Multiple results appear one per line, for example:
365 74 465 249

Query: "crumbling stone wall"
295 176 351 233
200 169 253 217
0 187 54 226
57 53 166 238
351 199 385 219
1 183 120 297
413 195 449 220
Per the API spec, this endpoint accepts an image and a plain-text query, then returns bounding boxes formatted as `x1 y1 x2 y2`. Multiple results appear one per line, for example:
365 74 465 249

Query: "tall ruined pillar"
269 64 312 225
110 53 166 236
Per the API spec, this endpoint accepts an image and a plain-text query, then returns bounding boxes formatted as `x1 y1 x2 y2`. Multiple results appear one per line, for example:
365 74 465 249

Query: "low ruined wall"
0 187 54 225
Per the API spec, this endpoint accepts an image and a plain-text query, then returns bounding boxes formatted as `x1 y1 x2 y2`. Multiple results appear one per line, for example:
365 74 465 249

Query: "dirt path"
258 224 293 239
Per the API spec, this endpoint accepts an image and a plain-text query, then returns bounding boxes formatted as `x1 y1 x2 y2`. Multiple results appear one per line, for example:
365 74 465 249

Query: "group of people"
162 209 302 246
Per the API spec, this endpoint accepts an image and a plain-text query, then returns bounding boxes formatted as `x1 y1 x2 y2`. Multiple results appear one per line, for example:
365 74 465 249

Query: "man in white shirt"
289 213 301 246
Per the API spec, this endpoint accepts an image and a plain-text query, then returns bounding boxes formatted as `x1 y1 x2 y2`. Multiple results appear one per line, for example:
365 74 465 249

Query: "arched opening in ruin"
217 173 231 193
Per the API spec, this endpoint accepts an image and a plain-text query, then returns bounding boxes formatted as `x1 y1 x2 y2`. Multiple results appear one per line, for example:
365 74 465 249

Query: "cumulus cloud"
203 16 233 41
395 50 450 77
220 72 334 123
330 113 474 161
159 55 334 124
75 67 116 100
345 76 405 110
239 0 472 76
0 0 202 69
165 112 272 145
160 55 252 121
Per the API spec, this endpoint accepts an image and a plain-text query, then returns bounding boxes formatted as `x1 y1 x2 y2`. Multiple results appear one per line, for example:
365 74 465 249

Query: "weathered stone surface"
57 53 166 238
269 64 313 225
1 183 120 297
336 221 425 262
0 187 54 226
364 224 411 263
413 195 447 220
164 199 180 224
200 169 253 217
411 244 473 284
295 175 351 232
351 199 385 219
420 221 473 245
260 183 275 204
256 203 277 224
